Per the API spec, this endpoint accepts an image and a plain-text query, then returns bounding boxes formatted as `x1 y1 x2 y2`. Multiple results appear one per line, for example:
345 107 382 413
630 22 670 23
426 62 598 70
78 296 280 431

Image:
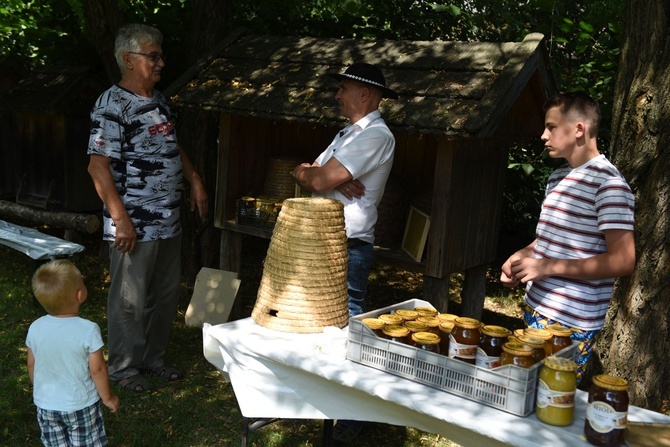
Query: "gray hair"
114 23 163 74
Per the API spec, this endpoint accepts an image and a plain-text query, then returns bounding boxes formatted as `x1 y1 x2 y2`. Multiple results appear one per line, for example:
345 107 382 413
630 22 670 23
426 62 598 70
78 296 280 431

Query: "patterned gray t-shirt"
88 85 183 241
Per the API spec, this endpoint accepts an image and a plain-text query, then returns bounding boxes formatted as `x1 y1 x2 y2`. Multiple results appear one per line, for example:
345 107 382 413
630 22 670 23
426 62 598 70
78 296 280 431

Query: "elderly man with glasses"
87 23 208 393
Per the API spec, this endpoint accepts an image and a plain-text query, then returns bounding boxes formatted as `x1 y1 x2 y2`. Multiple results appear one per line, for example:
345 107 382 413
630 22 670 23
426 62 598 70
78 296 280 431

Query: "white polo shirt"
314 110 395 243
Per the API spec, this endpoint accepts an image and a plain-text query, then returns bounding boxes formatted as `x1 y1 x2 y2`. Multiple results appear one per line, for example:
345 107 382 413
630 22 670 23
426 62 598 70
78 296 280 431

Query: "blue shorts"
524 306 600 385
37 400 107 447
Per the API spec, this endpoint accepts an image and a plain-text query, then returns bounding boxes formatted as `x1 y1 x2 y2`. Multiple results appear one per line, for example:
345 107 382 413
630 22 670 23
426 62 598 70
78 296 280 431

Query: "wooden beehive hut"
166 28 557 315
0 66 108 214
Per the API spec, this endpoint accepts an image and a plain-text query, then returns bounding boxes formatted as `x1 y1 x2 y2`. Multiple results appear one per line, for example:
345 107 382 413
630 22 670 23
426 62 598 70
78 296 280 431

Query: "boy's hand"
104 395 120 413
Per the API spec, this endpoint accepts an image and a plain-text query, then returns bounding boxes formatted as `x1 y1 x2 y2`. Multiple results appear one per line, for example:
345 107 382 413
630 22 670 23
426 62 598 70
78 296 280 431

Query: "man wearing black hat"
292 62 397 320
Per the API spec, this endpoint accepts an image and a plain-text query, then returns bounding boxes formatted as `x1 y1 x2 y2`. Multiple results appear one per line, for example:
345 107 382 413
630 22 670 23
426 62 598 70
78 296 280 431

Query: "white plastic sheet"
0 220 84 260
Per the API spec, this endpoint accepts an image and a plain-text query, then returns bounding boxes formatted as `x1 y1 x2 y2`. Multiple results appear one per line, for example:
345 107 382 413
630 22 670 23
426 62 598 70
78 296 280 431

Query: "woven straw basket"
251 197 349 333
262 157 302 200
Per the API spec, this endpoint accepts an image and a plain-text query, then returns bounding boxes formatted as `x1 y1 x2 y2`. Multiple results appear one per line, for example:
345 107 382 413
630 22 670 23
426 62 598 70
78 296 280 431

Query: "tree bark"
596 0 670 412
81 0 123 83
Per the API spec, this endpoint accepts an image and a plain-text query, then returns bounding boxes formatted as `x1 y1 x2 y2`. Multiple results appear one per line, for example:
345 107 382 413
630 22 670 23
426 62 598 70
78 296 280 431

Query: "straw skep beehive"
251 197 349 333
262 157 302 200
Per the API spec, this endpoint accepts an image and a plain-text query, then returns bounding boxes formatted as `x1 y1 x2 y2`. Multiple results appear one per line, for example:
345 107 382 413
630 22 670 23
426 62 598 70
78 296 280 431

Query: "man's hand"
336 179 365 200
113 216 137 254
189 174 209 221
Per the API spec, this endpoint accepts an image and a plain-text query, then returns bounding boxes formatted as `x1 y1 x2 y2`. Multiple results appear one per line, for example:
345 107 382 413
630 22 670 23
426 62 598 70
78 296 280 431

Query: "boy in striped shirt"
500 92 636 383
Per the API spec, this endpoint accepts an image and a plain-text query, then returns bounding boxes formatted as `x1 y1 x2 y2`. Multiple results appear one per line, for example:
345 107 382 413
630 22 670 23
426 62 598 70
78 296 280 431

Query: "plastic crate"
347 299 579 416
235 197 280 229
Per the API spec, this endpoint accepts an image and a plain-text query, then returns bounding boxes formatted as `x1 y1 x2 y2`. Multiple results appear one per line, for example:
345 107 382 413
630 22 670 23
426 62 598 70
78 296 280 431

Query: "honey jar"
404 320 429 335
416 316 441 336
436 313 458 324
536 356 578 426
414 306 438 317
499 342 535 368
545 324 573 353
378 314 403 325
411 331 441 354
382 324 411 345
448 317 481 364
476 325 511 369
516 334 547 365
395 309 419 321
585 375 629 447
524 327 553 357
361 318 386 337
438 322 454 356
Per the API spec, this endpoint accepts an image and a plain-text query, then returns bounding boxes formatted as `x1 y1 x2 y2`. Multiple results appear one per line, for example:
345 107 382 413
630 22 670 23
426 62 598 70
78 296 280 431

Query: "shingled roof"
166 28 555 137
0 66 109 116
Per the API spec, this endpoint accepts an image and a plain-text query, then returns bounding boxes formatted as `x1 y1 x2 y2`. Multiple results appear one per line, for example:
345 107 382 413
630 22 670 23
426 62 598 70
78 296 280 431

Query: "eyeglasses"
127 52 165 63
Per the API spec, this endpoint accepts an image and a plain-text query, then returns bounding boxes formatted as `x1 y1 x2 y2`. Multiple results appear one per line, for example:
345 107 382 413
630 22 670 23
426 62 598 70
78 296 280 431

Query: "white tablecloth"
203 318 670 447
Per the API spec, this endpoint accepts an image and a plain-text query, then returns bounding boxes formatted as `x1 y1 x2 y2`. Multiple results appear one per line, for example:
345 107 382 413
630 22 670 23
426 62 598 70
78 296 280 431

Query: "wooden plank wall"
426 138 508 278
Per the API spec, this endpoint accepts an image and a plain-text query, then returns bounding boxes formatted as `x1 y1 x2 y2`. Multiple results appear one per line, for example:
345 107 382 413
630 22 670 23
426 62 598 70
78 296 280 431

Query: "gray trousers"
106 235 181 381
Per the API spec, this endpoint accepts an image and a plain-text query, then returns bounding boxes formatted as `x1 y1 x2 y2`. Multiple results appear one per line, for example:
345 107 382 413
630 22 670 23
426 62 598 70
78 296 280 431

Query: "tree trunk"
81 0 123 83
178 0 232 281
596 0 670 412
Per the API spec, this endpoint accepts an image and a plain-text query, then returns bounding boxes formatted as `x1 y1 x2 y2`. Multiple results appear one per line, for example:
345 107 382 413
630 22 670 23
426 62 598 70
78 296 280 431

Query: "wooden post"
460 263 488 320
220 229 243 318
423 274 451 312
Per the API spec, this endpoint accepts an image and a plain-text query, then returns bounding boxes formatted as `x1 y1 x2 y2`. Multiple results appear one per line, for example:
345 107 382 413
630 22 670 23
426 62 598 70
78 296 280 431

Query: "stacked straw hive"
251 197 349 333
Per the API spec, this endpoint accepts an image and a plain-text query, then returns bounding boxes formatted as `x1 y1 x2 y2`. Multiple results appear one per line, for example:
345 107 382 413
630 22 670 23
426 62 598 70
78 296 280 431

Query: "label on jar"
475 347 500 369
536 379 575 408
586 401 628 433
448 334 477 359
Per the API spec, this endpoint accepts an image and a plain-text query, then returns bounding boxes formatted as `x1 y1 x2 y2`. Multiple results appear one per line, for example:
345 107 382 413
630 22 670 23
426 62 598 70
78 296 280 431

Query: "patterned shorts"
37 400 107 447
523 306 600 384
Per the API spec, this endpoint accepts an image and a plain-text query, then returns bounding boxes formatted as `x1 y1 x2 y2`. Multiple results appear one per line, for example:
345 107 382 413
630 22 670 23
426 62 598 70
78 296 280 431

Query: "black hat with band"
328 62 398 99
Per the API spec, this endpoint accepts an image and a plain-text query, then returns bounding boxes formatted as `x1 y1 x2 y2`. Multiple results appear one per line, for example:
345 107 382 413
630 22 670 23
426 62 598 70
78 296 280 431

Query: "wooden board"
185 267 240 327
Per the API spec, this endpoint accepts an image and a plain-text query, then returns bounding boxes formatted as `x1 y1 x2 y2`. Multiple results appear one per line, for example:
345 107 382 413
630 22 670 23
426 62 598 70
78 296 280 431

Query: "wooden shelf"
219 219 425 273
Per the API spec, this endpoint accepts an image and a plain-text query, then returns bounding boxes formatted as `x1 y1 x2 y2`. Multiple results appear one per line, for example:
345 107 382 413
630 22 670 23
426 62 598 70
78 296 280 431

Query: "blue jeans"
347 243 374 317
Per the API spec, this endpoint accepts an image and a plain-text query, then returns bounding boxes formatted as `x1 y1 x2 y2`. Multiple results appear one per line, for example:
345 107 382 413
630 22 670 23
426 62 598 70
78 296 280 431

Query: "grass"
0 228 524 447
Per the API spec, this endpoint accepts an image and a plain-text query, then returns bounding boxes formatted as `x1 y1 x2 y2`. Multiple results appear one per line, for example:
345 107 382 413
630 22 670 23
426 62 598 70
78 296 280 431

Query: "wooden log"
0 200 100 234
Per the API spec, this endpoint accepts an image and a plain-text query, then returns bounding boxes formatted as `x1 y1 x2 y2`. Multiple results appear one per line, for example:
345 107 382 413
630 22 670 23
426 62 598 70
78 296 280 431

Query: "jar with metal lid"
448 317 481 364
404 320 429 334
516 334 547 364
411 331 441 354
378 314 404 325
436 313 458 324
524 327 553 357
438 322 454 356
476 325 511 369
382 324 411 345
545 324 573 353
414 306 438 317
395 309 419 322
499 342 535 368
362 318 386 337
416 316 441 336
585 375 629 447
536 356 578 426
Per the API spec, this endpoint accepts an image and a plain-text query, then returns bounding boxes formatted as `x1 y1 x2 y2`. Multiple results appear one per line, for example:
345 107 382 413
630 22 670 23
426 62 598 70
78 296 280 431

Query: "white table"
203 318 670 446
